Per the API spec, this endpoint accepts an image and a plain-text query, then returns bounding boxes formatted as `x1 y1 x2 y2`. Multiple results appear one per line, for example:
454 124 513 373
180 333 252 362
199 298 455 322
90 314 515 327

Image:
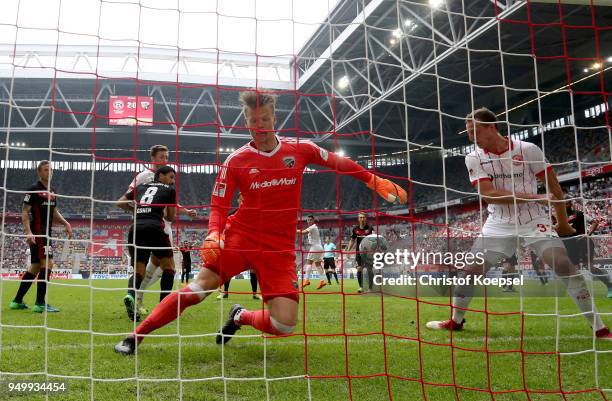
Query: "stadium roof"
0 0 610 162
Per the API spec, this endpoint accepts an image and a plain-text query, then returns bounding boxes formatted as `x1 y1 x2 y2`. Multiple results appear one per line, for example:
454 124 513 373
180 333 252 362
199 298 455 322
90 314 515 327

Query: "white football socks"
451 283 475 324
136 261 163 303
563 275 605 331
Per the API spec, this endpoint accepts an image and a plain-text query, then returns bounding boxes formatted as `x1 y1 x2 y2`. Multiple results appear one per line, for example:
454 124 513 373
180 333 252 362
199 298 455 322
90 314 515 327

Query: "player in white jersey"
426 108 611 340
298 215 327 290
123 145 197 320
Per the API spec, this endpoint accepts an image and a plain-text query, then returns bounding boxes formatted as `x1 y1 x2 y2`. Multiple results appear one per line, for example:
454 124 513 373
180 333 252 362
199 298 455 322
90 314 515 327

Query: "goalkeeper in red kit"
115 90 407 354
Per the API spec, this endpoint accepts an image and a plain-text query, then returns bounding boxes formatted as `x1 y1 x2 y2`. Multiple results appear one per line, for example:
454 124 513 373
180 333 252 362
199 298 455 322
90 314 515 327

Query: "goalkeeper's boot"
114 336 136 356
123 294 140 322
596 327 612 341
425 319 465 331
32 303 59 313
216 304 244 345
9 301 28 310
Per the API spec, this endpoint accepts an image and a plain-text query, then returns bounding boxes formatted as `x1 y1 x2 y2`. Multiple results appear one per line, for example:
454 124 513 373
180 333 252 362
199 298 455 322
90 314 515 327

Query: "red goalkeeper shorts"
203 227 299 302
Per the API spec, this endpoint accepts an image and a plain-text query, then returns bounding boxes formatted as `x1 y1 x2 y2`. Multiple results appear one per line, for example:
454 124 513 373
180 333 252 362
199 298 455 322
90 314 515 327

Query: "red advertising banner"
109 95 153 126
581 163 612 178
88 228 125 258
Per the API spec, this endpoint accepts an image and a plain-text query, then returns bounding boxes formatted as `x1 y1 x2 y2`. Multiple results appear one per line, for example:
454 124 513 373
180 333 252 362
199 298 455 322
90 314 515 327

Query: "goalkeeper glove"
200 232 223 264
367 175 408 204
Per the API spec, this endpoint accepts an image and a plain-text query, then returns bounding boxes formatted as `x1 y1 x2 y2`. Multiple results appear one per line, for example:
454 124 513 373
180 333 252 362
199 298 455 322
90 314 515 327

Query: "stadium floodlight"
583 68 589 72
607 56 612 63
428 0 444 8
404 19 418 32
392 28 403 38
336 149 345 157
592 62 601 69
389 38 398 46
337 75 350 90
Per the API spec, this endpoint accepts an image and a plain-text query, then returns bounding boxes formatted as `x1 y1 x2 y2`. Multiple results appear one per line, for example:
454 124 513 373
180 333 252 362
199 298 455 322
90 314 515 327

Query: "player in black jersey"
180 241 192 285
346 212 374 293
500 255 519 292
562 202 612 298
10 160 72 313
117 165 178 321
530 251 549 285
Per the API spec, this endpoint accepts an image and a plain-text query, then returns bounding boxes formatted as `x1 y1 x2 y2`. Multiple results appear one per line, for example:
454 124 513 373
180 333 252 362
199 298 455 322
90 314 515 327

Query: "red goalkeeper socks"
236 309 285 335
135 286 203 340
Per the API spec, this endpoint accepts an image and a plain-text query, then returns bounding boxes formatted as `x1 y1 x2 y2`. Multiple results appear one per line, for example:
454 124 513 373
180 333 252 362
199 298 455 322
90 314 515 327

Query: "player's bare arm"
116 194 135 212
346 238 355 252
588 219 599 236
21 203 34 245
537 169 575 236
52 209 72 238
177 205 197 219
474 179 551 205
165 205 177 222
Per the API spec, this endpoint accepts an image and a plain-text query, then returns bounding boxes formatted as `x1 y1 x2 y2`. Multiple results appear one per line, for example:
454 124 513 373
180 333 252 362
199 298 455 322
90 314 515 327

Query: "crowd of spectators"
1 126 610 275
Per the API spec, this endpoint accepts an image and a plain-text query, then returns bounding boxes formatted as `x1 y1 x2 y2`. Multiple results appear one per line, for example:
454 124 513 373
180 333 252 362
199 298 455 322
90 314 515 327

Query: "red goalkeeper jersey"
208 136 372 250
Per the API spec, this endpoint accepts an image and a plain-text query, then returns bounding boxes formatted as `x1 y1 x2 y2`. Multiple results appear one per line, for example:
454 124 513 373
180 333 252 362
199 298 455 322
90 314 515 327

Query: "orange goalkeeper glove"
200 232 223 264
367 175 408 204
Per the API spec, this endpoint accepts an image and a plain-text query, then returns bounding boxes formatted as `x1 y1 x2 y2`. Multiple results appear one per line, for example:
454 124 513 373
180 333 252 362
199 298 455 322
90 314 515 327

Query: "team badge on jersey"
512 155 523 165
283 156 295 168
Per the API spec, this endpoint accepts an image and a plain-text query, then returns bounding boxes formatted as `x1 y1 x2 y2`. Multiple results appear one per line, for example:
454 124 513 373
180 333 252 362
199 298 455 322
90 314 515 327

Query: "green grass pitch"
0 279 610 401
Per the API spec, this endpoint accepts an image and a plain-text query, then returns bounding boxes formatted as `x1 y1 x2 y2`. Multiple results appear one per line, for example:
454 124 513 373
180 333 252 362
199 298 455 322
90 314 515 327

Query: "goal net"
0 0 610 400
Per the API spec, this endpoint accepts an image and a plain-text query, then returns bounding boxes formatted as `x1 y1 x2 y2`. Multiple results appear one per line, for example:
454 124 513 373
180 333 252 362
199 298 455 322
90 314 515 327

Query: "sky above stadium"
2 0 340 56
